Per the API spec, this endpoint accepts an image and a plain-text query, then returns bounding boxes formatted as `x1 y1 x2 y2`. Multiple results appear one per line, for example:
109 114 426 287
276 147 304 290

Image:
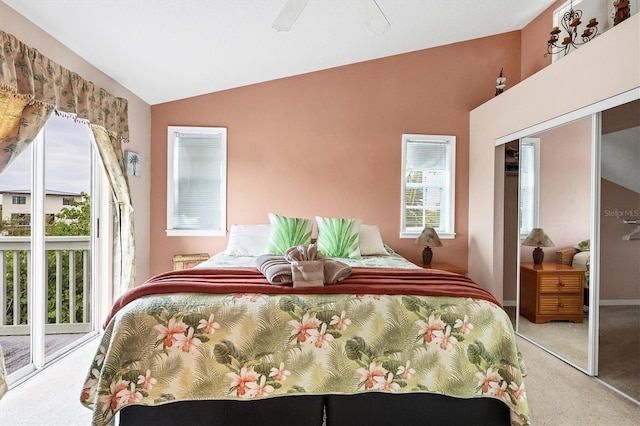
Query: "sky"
0 114 92 198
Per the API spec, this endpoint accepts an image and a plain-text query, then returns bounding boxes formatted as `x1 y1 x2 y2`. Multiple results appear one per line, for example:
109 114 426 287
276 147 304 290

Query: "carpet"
507 305 639 403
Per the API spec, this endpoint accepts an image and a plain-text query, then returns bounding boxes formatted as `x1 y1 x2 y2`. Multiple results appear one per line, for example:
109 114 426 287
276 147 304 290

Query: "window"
519 138 540 236
167 126 227 236
12 196 26 204
401 134 455 238
62 197 74 205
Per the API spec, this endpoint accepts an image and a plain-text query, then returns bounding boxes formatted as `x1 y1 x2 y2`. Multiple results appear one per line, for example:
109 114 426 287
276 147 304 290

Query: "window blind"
172 133 224 231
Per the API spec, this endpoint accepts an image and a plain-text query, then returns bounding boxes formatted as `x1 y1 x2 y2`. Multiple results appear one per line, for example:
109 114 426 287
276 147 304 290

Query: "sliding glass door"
0 114 101 383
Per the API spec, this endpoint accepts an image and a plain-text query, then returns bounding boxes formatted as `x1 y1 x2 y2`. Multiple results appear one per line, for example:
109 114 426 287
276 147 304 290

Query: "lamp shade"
414 227 443 247
522 228 554 264
522 228 555 248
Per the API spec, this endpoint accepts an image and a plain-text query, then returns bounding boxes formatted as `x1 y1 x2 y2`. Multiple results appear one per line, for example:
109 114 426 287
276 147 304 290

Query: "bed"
80 219 529 426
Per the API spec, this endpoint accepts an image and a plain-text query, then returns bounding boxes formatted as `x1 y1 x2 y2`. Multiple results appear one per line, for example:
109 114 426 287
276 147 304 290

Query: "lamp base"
532 247 544 265
422 247 433 265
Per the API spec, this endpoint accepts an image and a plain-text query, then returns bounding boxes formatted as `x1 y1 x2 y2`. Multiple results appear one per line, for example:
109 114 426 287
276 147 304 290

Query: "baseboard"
599 299 640 306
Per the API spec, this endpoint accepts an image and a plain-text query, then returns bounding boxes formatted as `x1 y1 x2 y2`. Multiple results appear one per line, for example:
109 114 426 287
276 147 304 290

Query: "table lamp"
522 227 555 264
414 227 442 265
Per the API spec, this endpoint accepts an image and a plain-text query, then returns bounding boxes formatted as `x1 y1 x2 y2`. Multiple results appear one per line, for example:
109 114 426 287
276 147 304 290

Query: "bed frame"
118 393 511 426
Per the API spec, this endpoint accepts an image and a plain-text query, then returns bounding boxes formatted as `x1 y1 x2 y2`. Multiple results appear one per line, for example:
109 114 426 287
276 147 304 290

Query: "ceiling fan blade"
272 0 310 31
350 0 390 34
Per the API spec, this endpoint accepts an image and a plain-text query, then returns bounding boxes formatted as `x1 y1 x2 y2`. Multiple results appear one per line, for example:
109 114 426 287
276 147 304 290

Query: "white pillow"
359 224 388 256
224 224 272 256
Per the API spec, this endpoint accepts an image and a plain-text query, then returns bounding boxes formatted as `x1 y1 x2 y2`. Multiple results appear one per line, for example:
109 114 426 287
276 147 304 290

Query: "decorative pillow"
224 224 272 256
358 224 388 256
316 216 362 259
267 213 313 254
574 239 590 252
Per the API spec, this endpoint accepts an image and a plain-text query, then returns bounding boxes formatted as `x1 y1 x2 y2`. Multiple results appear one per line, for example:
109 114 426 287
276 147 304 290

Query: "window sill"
166 229 227 237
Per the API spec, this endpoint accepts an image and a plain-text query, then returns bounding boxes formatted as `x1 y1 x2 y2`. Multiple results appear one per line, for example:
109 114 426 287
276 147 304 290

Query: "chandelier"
545 0 598 57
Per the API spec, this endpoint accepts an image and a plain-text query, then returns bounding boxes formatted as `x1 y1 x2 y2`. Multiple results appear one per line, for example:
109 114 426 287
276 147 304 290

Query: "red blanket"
105 267 501 328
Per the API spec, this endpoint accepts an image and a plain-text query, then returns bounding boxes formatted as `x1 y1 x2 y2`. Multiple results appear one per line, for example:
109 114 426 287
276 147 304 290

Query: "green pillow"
316 216 362 259
267 213 313 254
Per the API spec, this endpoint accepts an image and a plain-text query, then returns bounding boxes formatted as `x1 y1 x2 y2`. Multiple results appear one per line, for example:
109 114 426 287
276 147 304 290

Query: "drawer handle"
558 302 565 308
558 280 565 286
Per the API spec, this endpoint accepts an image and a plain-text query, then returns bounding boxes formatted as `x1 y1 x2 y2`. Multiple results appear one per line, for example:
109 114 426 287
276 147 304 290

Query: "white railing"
0 236 91 336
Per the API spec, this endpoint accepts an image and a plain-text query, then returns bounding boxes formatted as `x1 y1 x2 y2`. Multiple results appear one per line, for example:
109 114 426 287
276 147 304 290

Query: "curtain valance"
0 30 129 142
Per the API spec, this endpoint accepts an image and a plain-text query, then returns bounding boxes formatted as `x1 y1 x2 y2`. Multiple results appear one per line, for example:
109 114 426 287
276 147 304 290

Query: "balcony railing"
0 236 92 335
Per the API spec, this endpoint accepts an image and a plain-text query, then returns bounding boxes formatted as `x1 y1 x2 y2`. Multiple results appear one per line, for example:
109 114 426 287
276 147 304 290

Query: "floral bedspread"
81 280 529 425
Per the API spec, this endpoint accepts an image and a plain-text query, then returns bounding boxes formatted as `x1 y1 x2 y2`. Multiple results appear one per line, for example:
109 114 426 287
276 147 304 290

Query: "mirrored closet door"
597 99 640 401
515 115 594 374
500 92 639 404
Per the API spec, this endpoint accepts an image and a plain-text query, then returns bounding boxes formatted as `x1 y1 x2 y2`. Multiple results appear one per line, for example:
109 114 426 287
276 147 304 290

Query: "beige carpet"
0 334 638 425
517 310 589 370
513 305 640 402
517 336 639 425
598 305 640 402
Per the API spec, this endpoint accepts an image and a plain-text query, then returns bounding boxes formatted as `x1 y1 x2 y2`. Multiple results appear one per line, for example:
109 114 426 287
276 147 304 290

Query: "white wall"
469 14 640 301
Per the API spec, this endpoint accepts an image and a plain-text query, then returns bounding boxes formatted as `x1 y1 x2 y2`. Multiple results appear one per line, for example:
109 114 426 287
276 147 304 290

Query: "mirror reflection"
514 116 593 372
598 99 640 402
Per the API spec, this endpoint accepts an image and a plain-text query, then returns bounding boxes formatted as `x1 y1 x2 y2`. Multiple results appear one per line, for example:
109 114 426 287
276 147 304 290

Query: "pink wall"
536 117 592 252
149 32 522 276
520 0 563 80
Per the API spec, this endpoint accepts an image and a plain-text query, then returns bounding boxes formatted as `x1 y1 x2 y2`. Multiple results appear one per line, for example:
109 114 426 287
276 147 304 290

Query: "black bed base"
118 393 510 426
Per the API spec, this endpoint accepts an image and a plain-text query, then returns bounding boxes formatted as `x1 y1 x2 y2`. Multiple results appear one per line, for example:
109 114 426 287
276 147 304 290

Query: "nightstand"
519 262 585 324
172 253 210 270
420 262 467 276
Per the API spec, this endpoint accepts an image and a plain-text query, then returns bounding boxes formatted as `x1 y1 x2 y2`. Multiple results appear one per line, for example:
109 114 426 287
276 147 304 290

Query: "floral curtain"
0 30 135 294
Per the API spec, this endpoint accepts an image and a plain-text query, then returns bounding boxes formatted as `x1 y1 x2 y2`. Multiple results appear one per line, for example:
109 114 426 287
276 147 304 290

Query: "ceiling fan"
272 0 390 34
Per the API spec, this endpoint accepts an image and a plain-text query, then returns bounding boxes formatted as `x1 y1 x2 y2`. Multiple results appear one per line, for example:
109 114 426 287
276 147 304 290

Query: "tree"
2 192 91 325
49 192 91 236
47 192 91 323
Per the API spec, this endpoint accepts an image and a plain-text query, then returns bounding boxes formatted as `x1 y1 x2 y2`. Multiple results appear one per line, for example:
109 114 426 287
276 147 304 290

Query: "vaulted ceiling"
3 0 556 105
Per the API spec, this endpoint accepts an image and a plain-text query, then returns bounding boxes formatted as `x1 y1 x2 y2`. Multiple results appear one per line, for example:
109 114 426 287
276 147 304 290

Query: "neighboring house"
0 189 82 230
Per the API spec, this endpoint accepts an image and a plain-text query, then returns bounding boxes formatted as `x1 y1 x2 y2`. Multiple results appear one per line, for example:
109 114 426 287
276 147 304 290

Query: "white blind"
172 132 224 230
406 141 448 170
